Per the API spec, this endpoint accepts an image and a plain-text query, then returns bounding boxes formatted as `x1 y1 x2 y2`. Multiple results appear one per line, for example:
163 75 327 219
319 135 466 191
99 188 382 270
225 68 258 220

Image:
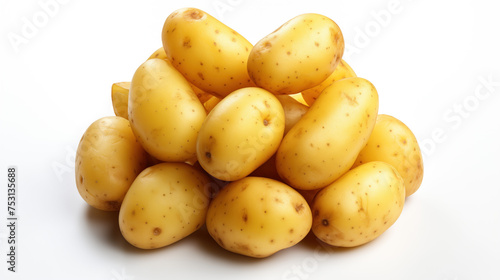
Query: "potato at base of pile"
312 161 405 247
75 116 149 211
119 162 213 249
206 176 312 258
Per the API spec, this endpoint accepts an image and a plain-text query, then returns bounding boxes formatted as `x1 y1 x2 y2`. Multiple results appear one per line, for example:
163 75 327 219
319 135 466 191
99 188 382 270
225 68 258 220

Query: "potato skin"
196 87 285 181
206 177 312 258
247 13 344 95
119 162 212 249
301 59 356 106
312 162 405 247
111 82 131 119
162 7 255 98
75 116 149 211
276 77 379 190
352 114 424 197
128 58 206 162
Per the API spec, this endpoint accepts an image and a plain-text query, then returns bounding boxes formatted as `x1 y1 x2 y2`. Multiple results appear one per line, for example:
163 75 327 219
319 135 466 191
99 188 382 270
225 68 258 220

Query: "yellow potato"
206 176 312 258
111 82 131 119
128 58 207 162
276 77 379 190
196 87 285 181
247 13 344 95
75 116 149 211
119 162 212 249
312 161 405 247
302 59 356 106
276 95 309 135
162 7 255 98
352 114 424 197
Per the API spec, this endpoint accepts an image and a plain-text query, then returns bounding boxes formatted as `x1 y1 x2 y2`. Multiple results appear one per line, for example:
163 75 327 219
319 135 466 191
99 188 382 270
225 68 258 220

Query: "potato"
352 114 424 197
312 161 405 247
75 116 149 211
128 58 207 162
302 59 356 106
276 95 309 135
206 176 312 258
196 87 285 181
119 162 212 249
162 8 255 98
276 77 379 190
247 13 344 95
111 82 131 119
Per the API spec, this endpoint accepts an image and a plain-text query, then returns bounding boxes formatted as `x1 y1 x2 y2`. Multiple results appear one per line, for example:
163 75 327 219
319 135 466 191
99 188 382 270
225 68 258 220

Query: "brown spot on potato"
294 203 305 213
183 37 191 48
106 201 120 211
322 219 329 226
153 227 162 236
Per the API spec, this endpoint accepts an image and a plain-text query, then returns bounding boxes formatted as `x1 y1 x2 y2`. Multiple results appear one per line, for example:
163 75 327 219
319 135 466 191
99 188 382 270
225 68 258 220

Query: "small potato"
276 95 309 135
302 59 356 106
276 77 379 190
312 162 405 247
119 162 212 249
75 116 149 211
206 177 312 258
352 114 424 197
128 58 207 162
111 82 131 119
162 8 255 98
248 13 344 95
196 87 285 181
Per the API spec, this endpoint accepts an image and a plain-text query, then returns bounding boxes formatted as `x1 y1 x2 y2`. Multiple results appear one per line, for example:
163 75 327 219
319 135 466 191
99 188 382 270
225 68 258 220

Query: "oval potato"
128 58 207 162
75 116 149 211
119 162 212 249
276 77 379 190
162 7 255 98
302 59 356 106
247 13 344 95
312 161 405 247
196 87 285 181
206 176 312 258
352 114 424 197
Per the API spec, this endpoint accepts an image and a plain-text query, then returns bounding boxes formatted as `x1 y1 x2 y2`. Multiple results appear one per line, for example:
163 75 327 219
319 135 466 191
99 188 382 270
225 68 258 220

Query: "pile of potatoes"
75 7 423 258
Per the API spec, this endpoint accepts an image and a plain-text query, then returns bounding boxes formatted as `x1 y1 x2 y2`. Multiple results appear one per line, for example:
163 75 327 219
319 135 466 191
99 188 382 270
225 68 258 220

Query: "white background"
1 0 499 279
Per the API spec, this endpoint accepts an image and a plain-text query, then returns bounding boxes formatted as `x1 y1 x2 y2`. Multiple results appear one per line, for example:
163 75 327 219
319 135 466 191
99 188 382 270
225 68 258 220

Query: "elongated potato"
128 58 207 162
119 162 212 249
206 176 312 258
248 13 344 95
301 59 356 106
312 162 405 247
162 8 255 98
75 116 149 211
196 87 285 181
276 77 379 190
111 82 131 119
352 114 424 197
